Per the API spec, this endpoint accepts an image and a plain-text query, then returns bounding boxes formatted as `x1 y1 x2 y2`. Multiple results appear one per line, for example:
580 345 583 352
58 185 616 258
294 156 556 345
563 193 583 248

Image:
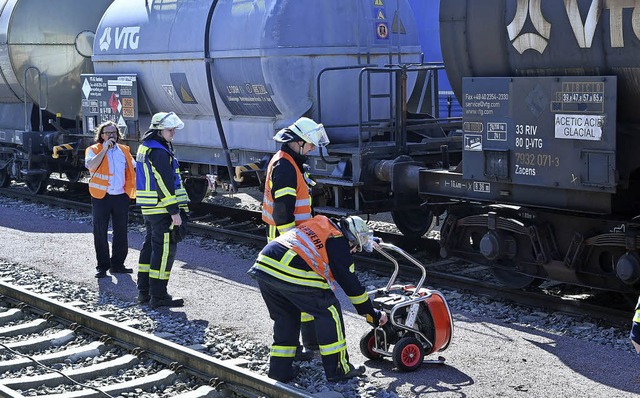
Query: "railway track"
0 183 633 327
0 279 312 398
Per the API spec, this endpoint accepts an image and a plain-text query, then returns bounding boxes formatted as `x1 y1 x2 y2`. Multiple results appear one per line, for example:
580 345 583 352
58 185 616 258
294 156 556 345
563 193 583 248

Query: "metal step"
314 206 361 217
315 177 363 187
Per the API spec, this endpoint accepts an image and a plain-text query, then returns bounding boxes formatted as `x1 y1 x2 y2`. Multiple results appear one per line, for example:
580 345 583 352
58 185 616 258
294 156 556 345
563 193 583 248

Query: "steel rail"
0 280 313 398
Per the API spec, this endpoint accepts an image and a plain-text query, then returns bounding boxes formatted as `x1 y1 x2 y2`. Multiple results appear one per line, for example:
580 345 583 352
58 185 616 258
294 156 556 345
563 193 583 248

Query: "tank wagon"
5 0 636 295
412 0 640 294
0 0 113 193
408 0 461 118
0 0 459 229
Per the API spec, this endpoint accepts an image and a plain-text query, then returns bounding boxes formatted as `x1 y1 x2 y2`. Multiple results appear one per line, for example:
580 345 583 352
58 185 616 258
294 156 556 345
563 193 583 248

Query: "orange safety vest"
277 215 343 291
262 150 311 226
86 143 136 199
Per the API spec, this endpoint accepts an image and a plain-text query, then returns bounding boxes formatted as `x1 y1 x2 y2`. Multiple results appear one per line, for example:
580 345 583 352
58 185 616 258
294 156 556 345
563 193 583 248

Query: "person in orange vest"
262 117 329 240
85 121 136 278
262 117 330 361
248 215 388 383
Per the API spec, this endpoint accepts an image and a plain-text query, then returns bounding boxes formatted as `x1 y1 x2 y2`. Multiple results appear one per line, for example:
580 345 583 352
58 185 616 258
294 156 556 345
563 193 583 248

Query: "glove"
361 236 380 253
171 223 188 243
365 309 383 327
170 211 189 243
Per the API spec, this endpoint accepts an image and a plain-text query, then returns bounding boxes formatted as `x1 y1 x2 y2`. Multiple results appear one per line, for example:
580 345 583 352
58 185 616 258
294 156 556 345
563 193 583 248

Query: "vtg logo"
99 26 141 51
508 0 640 54
507 0 550 54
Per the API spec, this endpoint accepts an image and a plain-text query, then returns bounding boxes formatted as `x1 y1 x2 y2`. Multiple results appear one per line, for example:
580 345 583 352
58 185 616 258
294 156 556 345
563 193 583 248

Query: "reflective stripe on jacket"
86 143 136 199
135 140 188 215
262 150 311 227
276 215 343 291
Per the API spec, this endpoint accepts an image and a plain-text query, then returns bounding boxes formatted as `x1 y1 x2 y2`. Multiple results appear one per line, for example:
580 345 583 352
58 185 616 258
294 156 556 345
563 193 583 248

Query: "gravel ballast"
0 194 638 397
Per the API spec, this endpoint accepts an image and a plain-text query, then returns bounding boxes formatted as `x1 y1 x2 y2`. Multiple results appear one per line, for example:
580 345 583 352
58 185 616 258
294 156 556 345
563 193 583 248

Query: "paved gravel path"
1 202 638 397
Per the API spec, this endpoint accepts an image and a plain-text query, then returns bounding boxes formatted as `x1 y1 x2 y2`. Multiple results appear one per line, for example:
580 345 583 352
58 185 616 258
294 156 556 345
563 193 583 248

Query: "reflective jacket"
632 296 640 345
262 149 311 233
135 139 188 215
86 143 136 199
277 215 342 290
248 215 380 324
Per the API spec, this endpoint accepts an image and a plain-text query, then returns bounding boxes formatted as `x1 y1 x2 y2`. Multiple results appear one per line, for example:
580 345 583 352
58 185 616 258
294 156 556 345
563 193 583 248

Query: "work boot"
326 363 366 382
269 364 300 383
137 271 150 292
150 294 184 308
110 266 133 274
137 291 151 304
294 346 314 361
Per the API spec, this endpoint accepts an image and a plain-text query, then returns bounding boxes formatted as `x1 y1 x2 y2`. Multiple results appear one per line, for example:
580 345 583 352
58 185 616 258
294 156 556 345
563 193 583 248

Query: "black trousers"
91 193 130 272
257 278 351 381
137 213 177 297
267 227 318 351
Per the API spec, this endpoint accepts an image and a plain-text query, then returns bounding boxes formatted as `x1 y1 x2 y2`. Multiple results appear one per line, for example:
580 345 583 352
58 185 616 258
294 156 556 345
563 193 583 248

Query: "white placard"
554 114 604 141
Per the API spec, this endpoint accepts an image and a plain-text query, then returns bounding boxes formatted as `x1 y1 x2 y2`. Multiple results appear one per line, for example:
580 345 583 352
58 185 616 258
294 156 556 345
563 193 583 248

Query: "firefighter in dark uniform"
631 296 640 353
262 117 329 240
248 215 388 383
135 112 190 308
262 117 330 359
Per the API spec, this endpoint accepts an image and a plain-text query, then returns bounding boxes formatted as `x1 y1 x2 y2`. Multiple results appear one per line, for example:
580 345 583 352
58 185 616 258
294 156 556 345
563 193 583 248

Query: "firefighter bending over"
248 215 388 382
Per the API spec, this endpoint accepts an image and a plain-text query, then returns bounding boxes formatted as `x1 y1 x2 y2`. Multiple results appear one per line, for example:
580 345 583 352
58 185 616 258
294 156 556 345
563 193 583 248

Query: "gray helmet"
273 117 330 147
149 112 184 130
339 216 372 252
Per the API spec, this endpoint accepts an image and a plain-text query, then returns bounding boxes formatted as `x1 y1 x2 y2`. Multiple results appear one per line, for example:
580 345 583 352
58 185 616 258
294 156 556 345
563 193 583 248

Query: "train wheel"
25 175 49 194
492 267 541 289
359 329 383 360
391 207 436 237
185 178 209 203
0 169 10 188
392 336 424 372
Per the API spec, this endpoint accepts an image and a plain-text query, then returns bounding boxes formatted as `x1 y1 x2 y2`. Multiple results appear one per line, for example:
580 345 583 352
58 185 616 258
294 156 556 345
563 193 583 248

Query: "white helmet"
273 117 330 147
340 216 373 252
149 112 184 130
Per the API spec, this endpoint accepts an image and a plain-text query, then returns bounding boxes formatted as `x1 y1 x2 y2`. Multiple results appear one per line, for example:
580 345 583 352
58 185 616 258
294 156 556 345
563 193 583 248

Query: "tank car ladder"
311 4 406 217
19 66 51 188
314 63 439 216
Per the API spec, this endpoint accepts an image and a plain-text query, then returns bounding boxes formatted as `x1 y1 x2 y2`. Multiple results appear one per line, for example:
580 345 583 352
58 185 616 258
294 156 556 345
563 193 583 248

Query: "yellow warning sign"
374 0 384 6
377 10 386 20
181 85 194 103
391 12 406 34
122 107 134 118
